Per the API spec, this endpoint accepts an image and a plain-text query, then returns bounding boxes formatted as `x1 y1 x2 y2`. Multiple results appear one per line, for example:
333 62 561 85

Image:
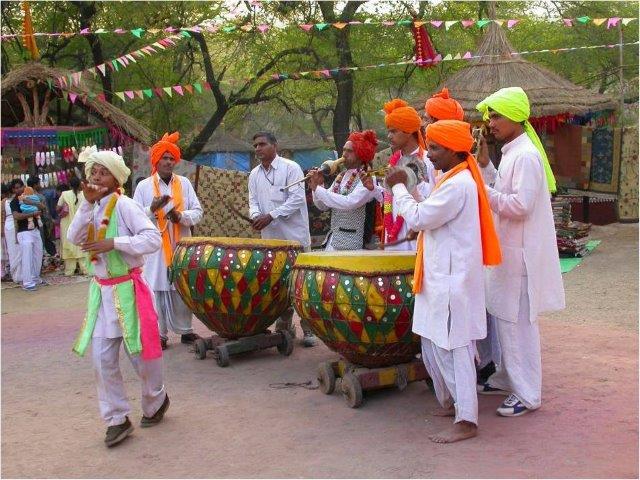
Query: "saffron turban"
348 130 378 163
82 150 131 186
150 132 181 174
425 87 464 121
476 87 556 193
425 120 501 267
383 98 426 150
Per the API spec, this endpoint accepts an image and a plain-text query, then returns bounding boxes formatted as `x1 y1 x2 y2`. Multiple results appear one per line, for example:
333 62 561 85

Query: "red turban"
150 132 181 173
425 87 464 121
383 99 426 150
348 130 378 164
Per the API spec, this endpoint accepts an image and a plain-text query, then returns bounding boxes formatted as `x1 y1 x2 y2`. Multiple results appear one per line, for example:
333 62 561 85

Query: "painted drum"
171 237 302 339
291 250 419 368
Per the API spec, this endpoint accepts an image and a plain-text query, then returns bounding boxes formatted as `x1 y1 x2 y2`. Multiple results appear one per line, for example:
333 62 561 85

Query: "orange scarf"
153 174 184 267
412 156 501 294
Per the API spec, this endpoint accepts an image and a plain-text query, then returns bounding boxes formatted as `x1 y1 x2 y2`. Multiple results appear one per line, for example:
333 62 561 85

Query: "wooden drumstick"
365 236 412 250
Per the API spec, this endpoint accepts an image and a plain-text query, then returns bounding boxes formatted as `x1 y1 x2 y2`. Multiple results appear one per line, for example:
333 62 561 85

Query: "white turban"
83 150 131 186
77 145 98 164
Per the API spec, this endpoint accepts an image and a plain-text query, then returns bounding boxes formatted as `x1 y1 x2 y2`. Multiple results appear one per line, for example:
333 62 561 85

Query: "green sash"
72 204 142 356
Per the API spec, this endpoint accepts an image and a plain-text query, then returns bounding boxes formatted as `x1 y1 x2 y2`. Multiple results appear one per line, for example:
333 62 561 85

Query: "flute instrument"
280 157 345 192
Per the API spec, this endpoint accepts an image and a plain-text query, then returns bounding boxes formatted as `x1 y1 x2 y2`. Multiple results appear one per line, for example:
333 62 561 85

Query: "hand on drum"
359 171 375 191
385 167 408 188
252 213 273 231
307 169 324 191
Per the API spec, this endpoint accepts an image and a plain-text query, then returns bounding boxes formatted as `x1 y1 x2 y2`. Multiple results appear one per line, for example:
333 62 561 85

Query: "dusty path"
1 224 637 478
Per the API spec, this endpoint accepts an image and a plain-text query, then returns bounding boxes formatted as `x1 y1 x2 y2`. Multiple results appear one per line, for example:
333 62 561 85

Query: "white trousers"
17 229 42 288
421 337 478 425
487 276 542 409
92 337 166 427
4 221 22 282
154 289 193 339
476 313 501 369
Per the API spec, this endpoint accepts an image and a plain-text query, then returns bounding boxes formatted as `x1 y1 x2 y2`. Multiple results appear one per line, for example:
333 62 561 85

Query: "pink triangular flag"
507 19 520 29
430 20 443 28
607 17 621 29
320 69 331 78
80 28 90 35
173 85 184 96
97 93 106 102
563 18 573 27
125 91 135 99
462 51 472 59
257 24 269 33
153 42 166 50
117 57 127 67
164 37 176 45
299 24 313 31
461 20 475 28
382 21 395 27
68 92 77 104
205 24 219 33
114 28 126 34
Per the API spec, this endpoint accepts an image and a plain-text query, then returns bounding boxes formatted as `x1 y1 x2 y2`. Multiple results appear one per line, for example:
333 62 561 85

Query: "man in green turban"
474 87 565 418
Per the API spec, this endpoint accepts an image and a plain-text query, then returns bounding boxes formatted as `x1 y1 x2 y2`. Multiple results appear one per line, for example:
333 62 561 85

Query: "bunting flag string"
58 40 636 105
1 16 637 40
53 32 189 89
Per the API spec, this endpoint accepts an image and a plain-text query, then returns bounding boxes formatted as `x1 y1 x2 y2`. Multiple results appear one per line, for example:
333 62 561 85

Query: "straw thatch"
1 62 153 144
414 23 616 120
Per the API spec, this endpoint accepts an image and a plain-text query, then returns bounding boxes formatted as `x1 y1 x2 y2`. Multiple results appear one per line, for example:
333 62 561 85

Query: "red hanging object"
411 22 438 68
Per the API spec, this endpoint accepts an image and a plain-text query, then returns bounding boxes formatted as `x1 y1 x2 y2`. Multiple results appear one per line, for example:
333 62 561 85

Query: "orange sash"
412 156 501 294
153 174 184 267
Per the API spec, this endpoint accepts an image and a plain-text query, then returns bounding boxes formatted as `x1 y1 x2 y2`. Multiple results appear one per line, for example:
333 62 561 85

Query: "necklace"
86 192 119 263
260 164 275 186
332 170 359 195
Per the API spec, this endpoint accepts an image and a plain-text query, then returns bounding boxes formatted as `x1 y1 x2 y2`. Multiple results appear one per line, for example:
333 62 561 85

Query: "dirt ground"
1 224 637 478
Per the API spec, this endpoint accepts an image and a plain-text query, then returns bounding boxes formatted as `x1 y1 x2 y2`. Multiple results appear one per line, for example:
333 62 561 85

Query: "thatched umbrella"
1 62 153 144
414 22 616 121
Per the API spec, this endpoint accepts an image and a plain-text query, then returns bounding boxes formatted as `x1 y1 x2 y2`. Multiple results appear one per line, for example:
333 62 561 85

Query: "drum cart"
193 330 294 367
317 357 428 408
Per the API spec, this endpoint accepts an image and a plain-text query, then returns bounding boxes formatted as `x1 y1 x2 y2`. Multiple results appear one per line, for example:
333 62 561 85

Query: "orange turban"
150 132 181 173
383 99 426 150
425 87 464 121
426 121 501 265
348 130 378 164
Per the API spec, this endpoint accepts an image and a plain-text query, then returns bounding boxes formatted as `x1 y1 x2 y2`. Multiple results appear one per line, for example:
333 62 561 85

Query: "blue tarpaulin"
193 152 251 172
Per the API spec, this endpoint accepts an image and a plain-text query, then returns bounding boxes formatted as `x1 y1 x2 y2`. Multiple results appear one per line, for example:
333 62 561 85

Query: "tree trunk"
182 106 228 160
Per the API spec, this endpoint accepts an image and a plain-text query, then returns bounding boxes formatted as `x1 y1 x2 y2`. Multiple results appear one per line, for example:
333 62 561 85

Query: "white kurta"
374 149 437 252
248 156 310 248
133 173 203 291
4 199 22 282
481 133 565 323
312 169 377 251
392 169 486 350
67 193 162 338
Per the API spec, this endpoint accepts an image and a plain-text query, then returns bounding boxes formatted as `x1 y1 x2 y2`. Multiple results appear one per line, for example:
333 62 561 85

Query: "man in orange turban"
385 120 501 444
375 99 436 251
309 130 379 250
424 87 465 125
133 132 203 349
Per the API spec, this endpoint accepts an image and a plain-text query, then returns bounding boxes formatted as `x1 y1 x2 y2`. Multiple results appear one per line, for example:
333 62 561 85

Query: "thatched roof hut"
1 62 153 144
413 23 616 121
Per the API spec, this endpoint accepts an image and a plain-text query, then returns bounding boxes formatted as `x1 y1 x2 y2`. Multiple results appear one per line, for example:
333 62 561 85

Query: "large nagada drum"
171 237 302 339
291 251 420 368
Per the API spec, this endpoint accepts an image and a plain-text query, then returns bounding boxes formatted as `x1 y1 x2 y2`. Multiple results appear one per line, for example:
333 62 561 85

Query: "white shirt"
133 173 203 291
313 168 377 211
67 193 161 338
373 148 436 251
248 155 310 248
482 133 565 322
392 169 486 350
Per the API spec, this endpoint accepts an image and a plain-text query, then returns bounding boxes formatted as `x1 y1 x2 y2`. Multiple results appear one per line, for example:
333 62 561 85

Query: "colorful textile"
348 130 378 163
150 132 181 173
552 124 592 189
618 126 639 220
425 87 464 121
589 127 621 193
476 87 557 193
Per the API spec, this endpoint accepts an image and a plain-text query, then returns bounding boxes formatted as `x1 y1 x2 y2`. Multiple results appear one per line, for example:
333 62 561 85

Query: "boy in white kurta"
387 120 501 443
133 132 203 349
309 130 379 250
69 150 168 448
475 87 565 417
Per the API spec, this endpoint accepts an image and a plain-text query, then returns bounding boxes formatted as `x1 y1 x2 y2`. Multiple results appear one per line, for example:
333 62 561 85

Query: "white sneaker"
497 394 532 417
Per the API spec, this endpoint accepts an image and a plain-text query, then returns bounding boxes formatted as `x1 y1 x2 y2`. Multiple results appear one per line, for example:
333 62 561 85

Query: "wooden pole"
618 22 625 125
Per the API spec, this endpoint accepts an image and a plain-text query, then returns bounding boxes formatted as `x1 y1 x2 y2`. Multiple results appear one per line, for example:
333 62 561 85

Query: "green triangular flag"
315 23 330 31
115 92 126 101
180 30 192 37
576 16 591 24
131 28 144 38
163 87 173 97
443 53 453 61
477 19 492 28
193 82 203 93
112 60 119 71
222 26 236 33
397 20 412 27
143 89 153 98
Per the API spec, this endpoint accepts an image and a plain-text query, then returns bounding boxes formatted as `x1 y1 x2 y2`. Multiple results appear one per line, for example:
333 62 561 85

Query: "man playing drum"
248 131 317 347
134 132 203 350
308 130 379 251
386 120 501 443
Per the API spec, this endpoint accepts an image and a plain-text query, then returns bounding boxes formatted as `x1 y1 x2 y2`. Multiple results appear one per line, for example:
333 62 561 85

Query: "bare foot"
429 421 477 444
428 406 455 417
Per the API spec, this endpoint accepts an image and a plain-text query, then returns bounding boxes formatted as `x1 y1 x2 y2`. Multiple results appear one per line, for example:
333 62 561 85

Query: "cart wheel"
341 372 363 408
277 330 294 356
317 362 336 395
194 338 208 360
214 346 230 367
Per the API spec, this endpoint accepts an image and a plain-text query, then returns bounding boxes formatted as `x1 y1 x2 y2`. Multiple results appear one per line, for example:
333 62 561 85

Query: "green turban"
477 87 556 194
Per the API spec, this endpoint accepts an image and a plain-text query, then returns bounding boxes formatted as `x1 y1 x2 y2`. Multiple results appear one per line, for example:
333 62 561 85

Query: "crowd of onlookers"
1 175 86 290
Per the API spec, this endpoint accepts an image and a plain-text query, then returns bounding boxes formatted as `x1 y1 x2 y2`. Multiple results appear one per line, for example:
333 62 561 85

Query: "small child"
68 150 168 448
18 186 42 230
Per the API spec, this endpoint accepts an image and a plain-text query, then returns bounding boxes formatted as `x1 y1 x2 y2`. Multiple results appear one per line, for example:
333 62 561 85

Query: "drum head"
295 250 415 273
